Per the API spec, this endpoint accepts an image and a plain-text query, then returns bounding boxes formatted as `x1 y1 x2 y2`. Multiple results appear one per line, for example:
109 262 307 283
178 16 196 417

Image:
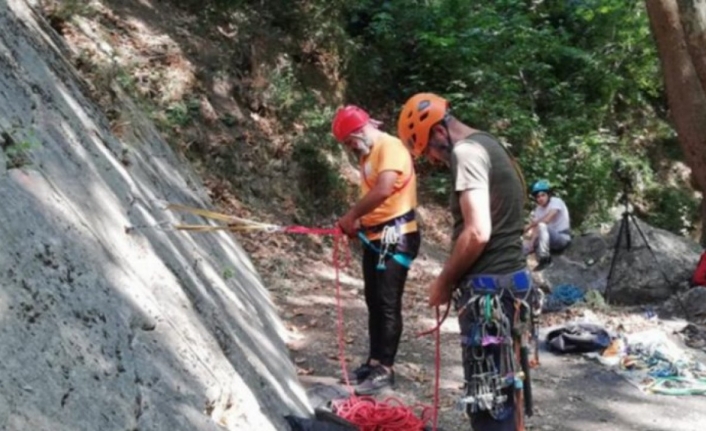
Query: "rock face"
0 2 309 431
535 217 701 306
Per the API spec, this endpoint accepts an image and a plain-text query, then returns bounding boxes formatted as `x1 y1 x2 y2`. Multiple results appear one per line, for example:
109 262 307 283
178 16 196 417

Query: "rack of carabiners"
454 288 536 430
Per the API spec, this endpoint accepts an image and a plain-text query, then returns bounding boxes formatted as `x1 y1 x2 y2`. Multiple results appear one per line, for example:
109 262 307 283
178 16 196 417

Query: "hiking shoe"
339 363 372 385
354 365 394 396
533 257 552 272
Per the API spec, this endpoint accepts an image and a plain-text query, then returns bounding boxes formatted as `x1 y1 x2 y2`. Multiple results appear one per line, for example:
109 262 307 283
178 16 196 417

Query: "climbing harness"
377 225 400 270
356 227 413 270
450 269 536 431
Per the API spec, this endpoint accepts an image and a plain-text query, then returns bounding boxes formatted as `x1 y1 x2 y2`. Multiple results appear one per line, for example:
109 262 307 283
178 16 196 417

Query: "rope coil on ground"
332 396 433 431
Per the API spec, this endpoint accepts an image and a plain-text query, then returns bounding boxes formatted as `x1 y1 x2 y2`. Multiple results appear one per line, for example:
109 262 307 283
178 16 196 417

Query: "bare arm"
346 170 398 219
525 208 559 233
436 188 492 288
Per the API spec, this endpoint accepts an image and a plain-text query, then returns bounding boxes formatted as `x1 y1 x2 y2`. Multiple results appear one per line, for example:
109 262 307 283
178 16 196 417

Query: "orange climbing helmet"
331 105 370 142
397 93 449 158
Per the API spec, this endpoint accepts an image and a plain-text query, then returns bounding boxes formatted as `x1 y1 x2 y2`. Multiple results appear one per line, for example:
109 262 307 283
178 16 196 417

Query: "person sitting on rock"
524 180 571 271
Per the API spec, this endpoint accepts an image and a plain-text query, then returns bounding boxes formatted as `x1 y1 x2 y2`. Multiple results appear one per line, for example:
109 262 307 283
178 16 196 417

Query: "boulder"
534 230 612 293
0 2 309 431
534 217 700 306
661 287 706 323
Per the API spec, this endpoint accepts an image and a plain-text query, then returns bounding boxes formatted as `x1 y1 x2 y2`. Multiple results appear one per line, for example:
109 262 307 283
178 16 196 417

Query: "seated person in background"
524 180 571 270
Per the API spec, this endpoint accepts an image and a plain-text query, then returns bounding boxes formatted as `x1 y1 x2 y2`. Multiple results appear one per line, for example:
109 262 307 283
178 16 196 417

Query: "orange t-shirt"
359 133 418 234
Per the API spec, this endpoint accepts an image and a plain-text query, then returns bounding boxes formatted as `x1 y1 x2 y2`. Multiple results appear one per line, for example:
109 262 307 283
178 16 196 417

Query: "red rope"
333 229 352 390
432 306 441 431
416 302 451 338
332 396 433 431
281 225 441 431
282 225 342 236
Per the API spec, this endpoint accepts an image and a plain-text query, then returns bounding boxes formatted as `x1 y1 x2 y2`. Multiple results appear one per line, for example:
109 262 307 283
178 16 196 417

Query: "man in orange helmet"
398 93 532 431
331 105 421 395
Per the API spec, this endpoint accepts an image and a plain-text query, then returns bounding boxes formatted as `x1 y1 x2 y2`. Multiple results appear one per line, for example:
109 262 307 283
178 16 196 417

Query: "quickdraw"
458 355 509 418
356 229 412 270
455 287 535 429
377 225 401 270
456 293 517 418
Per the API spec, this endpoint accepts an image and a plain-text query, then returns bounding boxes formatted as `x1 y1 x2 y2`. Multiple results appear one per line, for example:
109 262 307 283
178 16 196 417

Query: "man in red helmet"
398 93 532 431
331 105 421 395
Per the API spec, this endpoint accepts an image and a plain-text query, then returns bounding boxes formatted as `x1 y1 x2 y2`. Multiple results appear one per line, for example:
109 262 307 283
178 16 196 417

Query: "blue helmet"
531 179 552 195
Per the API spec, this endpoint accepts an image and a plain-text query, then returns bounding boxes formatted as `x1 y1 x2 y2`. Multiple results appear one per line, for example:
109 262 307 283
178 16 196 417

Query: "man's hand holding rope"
429 276 453 307
337 212 360 238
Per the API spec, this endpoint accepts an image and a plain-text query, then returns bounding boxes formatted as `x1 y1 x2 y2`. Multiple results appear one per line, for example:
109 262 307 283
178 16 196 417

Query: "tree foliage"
342 0 685 229
174 0 700 234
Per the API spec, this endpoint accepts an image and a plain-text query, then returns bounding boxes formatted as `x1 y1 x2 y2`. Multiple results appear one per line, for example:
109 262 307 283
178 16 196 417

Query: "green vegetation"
339 0 684 230
1 128 41 169
203 0 694 233
55 0 701 236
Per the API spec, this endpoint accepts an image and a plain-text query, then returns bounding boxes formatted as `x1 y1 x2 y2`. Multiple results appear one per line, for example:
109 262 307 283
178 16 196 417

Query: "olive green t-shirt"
450 132 525 276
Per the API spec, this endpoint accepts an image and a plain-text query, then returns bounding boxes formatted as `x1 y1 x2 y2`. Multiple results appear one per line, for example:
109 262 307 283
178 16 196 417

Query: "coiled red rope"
332 395 434 431
284 226 442 431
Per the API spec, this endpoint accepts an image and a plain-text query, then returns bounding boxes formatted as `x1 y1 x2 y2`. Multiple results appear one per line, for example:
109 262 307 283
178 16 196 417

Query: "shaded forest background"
45 0 704 241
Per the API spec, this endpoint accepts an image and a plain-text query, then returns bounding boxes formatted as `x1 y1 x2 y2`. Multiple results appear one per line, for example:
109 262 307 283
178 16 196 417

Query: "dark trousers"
361 231 420 367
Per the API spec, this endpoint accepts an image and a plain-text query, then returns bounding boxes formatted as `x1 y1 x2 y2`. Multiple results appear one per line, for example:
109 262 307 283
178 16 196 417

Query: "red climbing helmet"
331 105 370 142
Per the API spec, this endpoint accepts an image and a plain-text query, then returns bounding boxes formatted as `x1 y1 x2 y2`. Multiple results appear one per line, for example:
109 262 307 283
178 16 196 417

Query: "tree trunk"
645 0 706 240
678 0 706 90
701 198 706 247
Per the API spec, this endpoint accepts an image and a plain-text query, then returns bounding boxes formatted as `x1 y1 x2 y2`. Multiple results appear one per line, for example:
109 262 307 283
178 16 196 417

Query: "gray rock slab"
0 2 310 430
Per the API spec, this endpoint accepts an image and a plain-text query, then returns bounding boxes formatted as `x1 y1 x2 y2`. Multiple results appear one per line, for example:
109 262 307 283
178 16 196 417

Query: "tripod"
604 185 691 318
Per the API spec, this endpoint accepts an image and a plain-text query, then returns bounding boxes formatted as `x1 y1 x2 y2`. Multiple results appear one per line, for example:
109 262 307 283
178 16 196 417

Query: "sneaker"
533 256 552 272
339 363 372 385
354 365 394 396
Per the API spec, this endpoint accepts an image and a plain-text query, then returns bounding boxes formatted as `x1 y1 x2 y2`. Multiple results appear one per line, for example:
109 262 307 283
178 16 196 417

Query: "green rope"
484 294 491 321
646 376 706 396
